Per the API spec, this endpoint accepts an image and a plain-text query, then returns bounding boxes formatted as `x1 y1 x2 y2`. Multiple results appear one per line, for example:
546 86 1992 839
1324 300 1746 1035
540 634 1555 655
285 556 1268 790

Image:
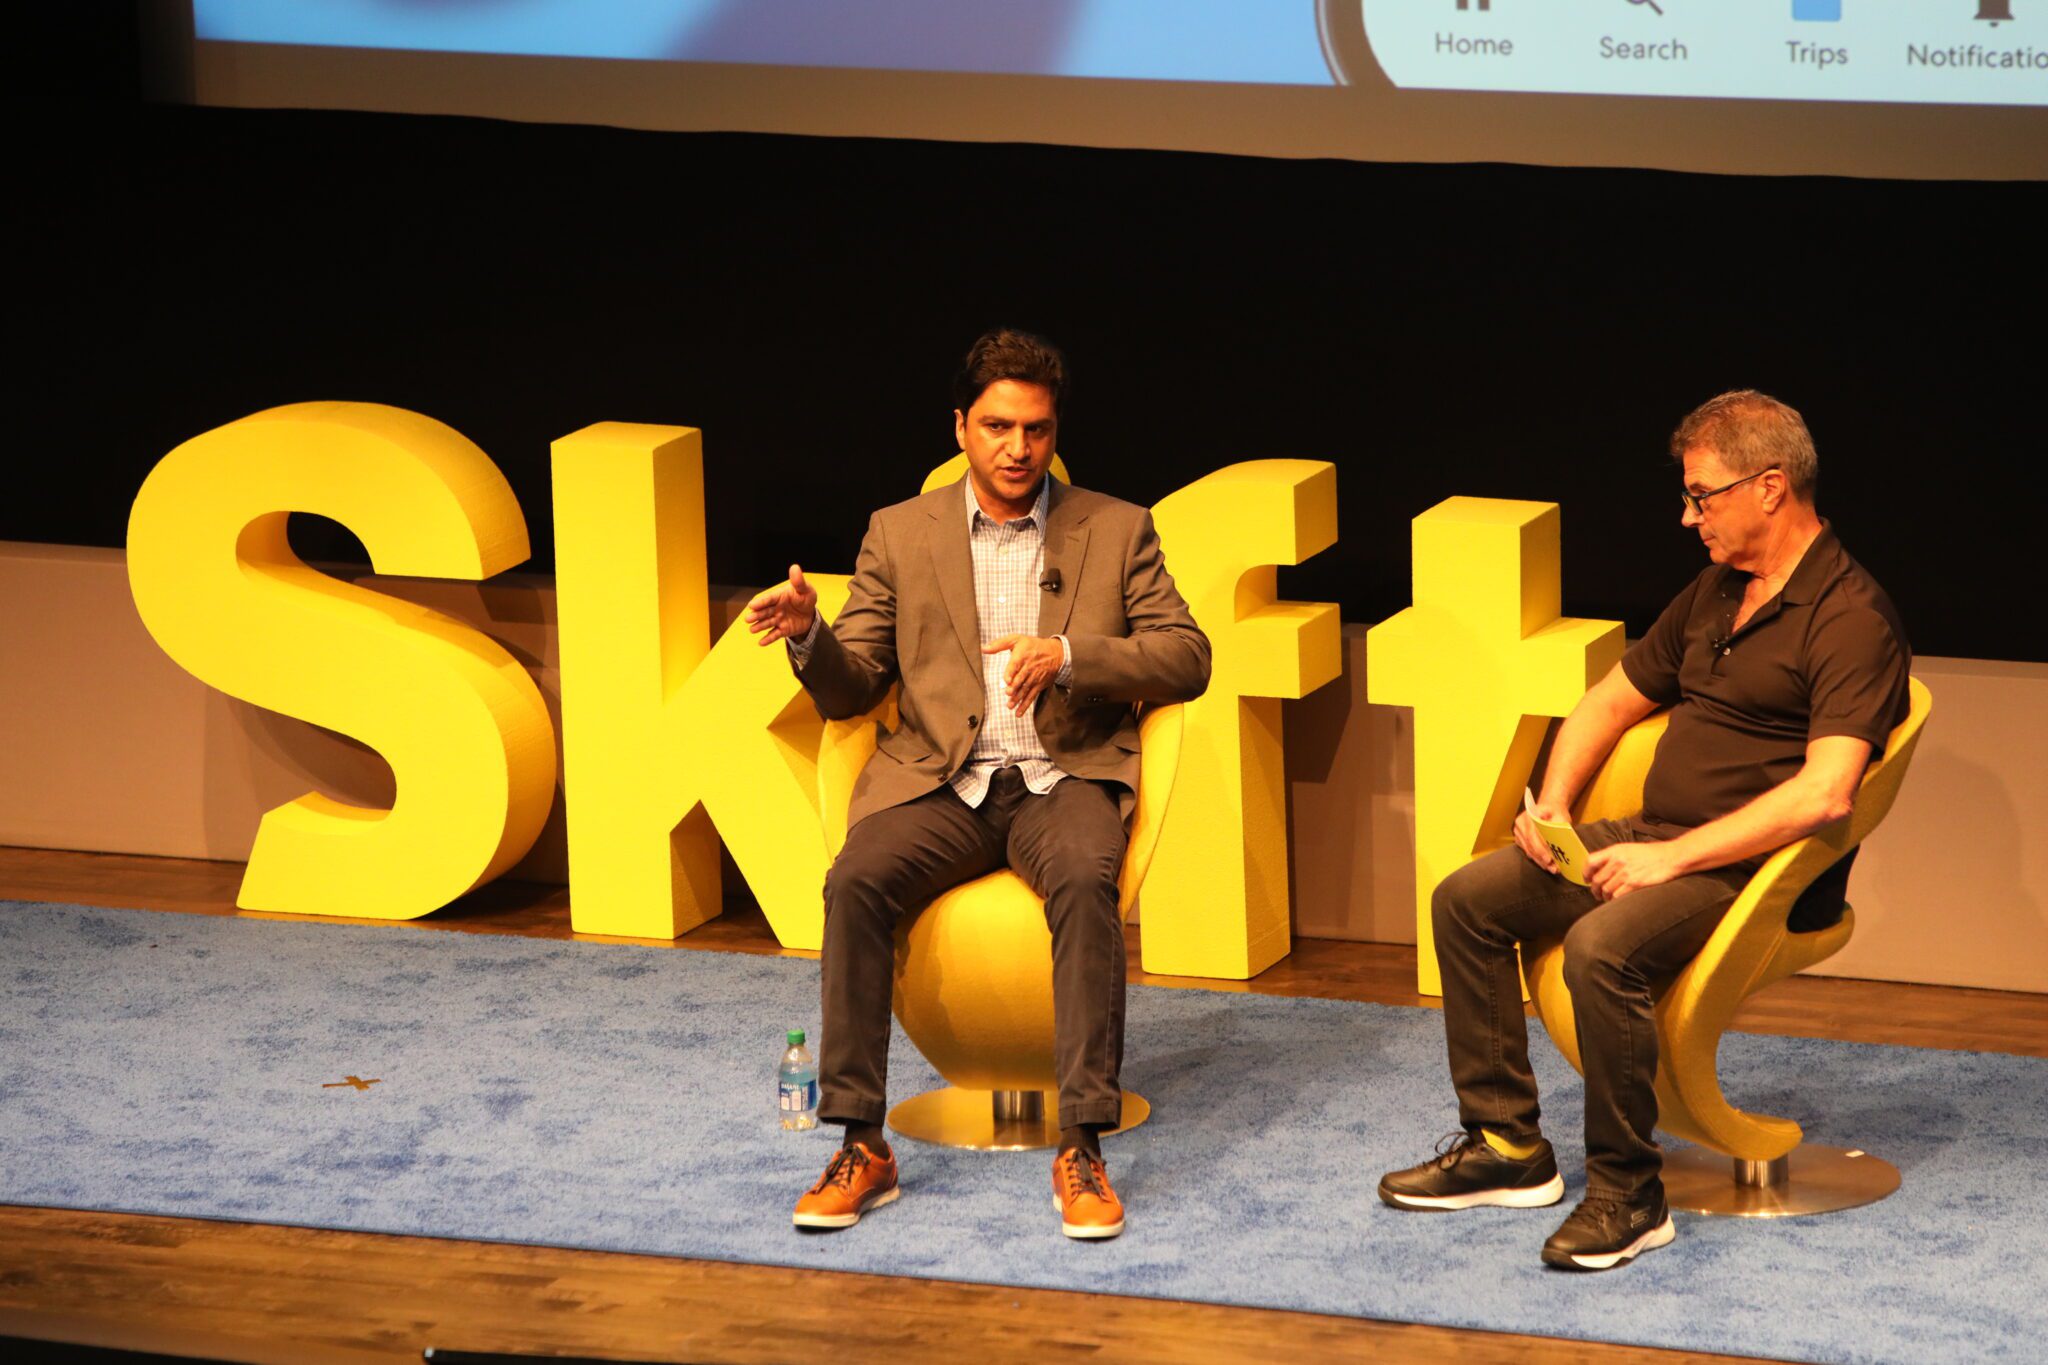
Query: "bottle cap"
787 1028 806 1046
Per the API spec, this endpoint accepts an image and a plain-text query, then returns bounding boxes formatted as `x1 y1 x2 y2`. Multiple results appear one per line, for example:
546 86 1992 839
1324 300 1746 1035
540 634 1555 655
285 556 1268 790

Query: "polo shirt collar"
1777 519 1841 607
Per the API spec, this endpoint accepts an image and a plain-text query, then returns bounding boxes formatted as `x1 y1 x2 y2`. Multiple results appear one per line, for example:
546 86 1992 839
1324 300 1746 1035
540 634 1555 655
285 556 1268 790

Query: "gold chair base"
887 1088 1151 1151
1662 1143 1900 1218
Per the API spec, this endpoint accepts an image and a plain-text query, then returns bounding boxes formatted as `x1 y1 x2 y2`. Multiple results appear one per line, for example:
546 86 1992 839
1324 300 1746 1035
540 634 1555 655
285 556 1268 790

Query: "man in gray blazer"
745 330 1211 1239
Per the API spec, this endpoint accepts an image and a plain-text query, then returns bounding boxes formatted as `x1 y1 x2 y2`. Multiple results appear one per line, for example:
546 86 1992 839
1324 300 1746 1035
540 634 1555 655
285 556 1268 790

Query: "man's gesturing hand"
744 564 818 646
984 635 1063 716
1584 841 1684 903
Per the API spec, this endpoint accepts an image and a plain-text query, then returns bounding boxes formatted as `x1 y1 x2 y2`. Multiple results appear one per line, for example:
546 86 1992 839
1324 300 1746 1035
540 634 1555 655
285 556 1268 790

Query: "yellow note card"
1524 788 1590 886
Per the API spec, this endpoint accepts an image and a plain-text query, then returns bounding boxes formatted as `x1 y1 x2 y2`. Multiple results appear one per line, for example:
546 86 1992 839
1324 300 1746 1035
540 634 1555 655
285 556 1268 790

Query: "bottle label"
780 1080 818 1112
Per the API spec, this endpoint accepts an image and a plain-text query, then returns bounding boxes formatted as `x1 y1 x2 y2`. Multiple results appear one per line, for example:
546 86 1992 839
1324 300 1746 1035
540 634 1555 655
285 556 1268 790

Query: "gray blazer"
796 476 1211 829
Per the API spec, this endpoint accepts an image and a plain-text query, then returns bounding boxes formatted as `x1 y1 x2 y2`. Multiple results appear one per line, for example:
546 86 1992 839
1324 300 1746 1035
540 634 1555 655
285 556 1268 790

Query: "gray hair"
1669 389 1818 501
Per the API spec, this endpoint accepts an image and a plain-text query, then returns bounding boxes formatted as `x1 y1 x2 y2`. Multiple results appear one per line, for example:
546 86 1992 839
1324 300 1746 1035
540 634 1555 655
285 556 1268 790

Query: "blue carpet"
2 901 2041 1363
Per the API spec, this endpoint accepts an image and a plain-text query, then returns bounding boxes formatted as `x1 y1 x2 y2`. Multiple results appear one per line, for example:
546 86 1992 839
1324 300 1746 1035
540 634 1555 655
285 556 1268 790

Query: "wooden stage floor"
5 845 2044 1364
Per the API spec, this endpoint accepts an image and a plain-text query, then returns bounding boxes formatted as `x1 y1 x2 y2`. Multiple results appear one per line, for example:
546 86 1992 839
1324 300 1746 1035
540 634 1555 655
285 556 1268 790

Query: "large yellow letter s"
126 402 557 918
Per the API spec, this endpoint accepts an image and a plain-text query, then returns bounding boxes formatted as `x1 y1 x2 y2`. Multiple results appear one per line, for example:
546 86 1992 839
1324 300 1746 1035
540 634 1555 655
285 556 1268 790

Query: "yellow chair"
1524 677 1932 1215
818 699 1183 1149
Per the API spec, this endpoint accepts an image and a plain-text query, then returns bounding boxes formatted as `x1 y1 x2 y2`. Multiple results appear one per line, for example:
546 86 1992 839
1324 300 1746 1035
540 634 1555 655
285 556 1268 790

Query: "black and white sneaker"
1378 1131 1566 1211
1540 1185 1676 1270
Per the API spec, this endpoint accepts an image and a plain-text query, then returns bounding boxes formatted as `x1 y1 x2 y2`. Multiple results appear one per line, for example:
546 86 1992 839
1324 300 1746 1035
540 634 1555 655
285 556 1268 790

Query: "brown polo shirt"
1620 521 1911 835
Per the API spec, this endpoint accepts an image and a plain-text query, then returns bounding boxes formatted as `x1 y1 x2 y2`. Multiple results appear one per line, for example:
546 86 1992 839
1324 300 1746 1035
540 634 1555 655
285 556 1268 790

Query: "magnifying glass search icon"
1629 0 1665 13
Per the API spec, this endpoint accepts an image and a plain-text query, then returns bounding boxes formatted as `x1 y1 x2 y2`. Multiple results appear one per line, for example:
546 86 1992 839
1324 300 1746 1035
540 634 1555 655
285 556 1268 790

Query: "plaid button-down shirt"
787 475 1073 809
953 475 1072 807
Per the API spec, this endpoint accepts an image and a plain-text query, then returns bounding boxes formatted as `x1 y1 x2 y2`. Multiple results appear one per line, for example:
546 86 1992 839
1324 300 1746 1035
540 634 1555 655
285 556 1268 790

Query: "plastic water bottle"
778 1028 818 1130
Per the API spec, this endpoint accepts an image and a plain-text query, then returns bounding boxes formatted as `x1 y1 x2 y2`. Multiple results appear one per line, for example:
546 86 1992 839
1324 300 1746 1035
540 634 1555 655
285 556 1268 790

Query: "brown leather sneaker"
793 1142 899 1230
1052 1147 1125 1240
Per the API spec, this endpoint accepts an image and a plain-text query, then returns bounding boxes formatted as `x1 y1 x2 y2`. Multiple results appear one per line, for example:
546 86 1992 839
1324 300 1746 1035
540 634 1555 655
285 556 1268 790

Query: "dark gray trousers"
818 767 1128 1132
1432 818 1750 1197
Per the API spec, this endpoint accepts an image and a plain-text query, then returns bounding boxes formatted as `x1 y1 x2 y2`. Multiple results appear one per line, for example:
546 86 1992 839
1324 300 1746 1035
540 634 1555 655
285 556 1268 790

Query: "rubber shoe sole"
1542 1214 1675 1271
1378 1172 1565 1212
1054 1194 1125 1240
792 1184 898 1230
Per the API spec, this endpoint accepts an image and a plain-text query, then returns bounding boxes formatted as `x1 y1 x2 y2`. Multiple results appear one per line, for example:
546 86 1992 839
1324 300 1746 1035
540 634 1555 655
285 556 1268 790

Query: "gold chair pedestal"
1662 1143 1900 1218
888 1088 1151 1151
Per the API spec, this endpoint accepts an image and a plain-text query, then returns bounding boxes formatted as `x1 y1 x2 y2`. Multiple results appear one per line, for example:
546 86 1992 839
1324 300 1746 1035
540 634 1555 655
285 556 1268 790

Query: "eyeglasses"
1680 467 1777 517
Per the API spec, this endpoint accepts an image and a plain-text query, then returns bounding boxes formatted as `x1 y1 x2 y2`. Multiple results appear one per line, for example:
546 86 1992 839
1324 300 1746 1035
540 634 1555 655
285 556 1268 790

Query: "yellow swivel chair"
1524 676 1932 1216
818 699 1184 1149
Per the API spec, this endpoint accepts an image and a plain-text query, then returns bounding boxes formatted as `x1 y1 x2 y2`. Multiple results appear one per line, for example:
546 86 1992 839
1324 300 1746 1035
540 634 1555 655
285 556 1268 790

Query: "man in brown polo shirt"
1377 390 1911 1270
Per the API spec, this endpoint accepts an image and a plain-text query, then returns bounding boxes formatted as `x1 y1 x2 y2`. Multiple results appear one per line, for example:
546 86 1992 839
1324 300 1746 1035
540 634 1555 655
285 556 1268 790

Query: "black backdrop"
18 26 2045 661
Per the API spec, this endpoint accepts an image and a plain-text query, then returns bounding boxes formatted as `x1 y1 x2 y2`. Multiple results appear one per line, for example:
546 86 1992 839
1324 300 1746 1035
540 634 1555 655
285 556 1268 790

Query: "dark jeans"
1433 818 1749 1197
818 767 1129 1132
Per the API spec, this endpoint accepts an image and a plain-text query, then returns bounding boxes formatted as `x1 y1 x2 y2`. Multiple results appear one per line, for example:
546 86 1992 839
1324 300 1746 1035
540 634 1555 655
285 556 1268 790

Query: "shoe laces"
1564 1194 1625 1228
1059 1147 1108 1200
813 1144 870 1194
1430 1131 1488 1170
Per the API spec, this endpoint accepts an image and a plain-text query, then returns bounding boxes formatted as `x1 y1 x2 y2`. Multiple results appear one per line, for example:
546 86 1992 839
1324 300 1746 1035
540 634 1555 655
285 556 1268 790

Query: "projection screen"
181 1 2048 180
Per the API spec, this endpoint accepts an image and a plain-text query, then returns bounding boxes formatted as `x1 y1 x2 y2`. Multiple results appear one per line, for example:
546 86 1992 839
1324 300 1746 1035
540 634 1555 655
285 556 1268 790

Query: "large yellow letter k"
1367 498 1623 995
551 422 862 947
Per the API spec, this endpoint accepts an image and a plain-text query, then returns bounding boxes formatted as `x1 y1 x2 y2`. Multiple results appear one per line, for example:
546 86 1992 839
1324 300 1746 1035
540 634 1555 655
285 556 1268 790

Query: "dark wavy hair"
953 328 1068 416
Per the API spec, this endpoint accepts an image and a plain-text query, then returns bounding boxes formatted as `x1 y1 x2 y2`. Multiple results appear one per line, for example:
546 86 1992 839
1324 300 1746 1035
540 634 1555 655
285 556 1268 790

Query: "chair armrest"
1572 711 1670 825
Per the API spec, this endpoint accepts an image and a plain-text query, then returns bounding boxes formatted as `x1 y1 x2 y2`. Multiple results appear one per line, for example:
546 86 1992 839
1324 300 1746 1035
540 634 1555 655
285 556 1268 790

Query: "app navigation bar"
1358 1 2046 106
